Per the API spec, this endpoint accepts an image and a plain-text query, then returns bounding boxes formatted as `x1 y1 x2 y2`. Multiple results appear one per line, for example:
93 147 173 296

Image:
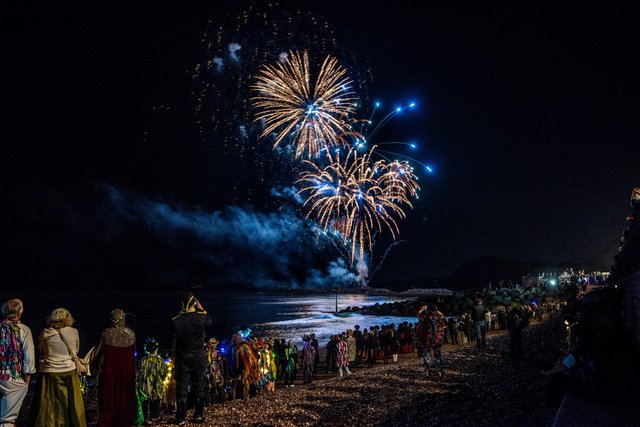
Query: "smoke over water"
98 185 362 289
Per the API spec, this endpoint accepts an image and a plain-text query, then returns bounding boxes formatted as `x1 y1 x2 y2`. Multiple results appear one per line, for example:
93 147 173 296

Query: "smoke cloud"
100 186 361 289
213 56 224 73
228 43 242 62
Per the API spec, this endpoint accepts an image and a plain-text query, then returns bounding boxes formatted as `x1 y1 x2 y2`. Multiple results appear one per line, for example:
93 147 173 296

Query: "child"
137 339 168 425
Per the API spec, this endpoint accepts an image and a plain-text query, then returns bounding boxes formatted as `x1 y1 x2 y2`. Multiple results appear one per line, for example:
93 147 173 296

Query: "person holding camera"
169 292 212 425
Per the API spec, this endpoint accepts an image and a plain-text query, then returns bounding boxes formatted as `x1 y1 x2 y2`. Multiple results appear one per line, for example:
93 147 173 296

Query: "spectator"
169 293 212 424
34 307 86 427
0 299 35 427
336 334 351 379
471 299 487 348
94 308 136 427
137 338 168 426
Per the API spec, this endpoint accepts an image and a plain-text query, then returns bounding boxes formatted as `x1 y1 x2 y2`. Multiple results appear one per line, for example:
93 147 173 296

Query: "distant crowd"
0 295 559 426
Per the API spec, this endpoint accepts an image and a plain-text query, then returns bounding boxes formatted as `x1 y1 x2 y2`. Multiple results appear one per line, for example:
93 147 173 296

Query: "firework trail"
296 147 419 262
251 50 360 159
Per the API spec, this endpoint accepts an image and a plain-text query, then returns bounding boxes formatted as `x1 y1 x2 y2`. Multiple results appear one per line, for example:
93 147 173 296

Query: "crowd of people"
0 293 559 426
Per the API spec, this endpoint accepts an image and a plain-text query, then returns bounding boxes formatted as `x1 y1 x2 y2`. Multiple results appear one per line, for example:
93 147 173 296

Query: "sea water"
3 290 417 352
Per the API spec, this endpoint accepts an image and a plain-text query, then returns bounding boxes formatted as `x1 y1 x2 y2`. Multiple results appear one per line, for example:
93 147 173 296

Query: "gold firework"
296 148 419 262
251 50 358 159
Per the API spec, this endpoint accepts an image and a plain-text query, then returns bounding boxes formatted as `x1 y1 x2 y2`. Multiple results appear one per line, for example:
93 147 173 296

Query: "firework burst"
251 50 359 158
296 147 419 262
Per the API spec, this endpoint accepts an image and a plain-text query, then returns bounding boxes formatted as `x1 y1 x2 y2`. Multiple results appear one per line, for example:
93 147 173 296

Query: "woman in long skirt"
34 308 86 427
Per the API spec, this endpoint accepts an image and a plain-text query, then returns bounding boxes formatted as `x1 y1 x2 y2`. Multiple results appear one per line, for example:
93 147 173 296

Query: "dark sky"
4 1 639 288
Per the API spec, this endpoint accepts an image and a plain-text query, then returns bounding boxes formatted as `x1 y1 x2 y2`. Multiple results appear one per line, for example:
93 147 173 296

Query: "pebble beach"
153 320 563 427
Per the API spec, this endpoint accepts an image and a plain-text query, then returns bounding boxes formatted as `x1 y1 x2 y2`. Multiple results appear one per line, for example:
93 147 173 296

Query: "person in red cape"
93 308 137 427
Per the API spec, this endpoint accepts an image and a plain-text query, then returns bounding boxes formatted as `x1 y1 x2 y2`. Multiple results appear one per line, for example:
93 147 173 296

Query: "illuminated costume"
206 338 226 404
256 340 276 392
229 334 260 399
160 353 176 415
416 305 446 377
94 308 136 427
0 299 35 426
137 338 167 425
283 340 298 386
169 293 212 424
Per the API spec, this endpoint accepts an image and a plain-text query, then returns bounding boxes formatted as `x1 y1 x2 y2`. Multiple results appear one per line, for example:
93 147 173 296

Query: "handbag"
55 329 89 376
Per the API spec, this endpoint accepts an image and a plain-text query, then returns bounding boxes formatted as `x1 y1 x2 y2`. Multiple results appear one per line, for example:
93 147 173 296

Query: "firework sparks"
251 50 359 158
296 148 419 262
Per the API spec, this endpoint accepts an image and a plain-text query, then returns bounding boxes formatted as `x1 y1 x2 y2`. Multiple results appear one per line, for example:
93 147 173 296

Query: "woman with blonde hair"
34 307 86 427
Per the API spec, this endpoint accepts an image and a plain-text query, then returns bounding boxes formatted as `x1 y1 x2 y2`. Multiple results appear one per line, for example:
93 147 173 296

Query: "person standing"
447 317 458 345
416 304 446 377
345 329 357 368
310 333 320 374
335 334 351 378
283 340 298 387
325 336 336 373
170 293 212 425
137 338 168 426
34 307 86 427
507 302 526 359
301 336 316 384
94 308 136 427
471 299 487 348
353 325 363 366
0 299 35 427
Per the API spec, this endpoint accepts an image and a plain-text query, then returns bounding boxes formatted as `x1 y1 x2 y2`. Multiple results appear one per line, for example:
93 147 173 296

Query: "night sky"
5 1 639 289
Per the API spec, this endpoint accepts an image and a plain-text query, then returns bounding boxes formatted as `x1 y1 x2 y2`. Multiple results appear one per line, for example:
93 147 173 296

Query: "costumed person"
0 299 35 427
346 329 357 368
34 307 86 427
283 340 298 387
229 333 260 399
159 349 177 416
206 338 226 404
93 308 136 427
416 304 446 378
265 339 278 392
256 339 275 392
137 338 168 426
336 334 351 378
301 336 316 384
169 292 212 425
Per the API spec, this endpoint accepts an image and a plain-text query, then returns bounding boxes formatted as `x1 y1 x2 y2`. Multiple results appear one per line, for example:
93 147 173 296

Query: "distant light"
334 148 340 153
375 101 381 107
396 107 402 112
410 143 416 149
549 280 557 286
426 165 433 173
409 102 416 108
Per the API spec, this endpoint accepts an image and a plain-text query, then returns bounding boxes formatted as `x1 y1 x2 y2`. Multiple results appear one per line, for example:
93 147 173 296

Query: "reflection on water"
3 290 416 351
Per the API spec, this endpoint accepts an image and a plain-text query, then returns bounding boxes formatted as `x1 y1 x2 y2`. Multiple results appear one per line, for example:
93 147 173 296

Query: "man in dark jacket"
170 292 213 425
471 298 487 348
353 325 363 366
